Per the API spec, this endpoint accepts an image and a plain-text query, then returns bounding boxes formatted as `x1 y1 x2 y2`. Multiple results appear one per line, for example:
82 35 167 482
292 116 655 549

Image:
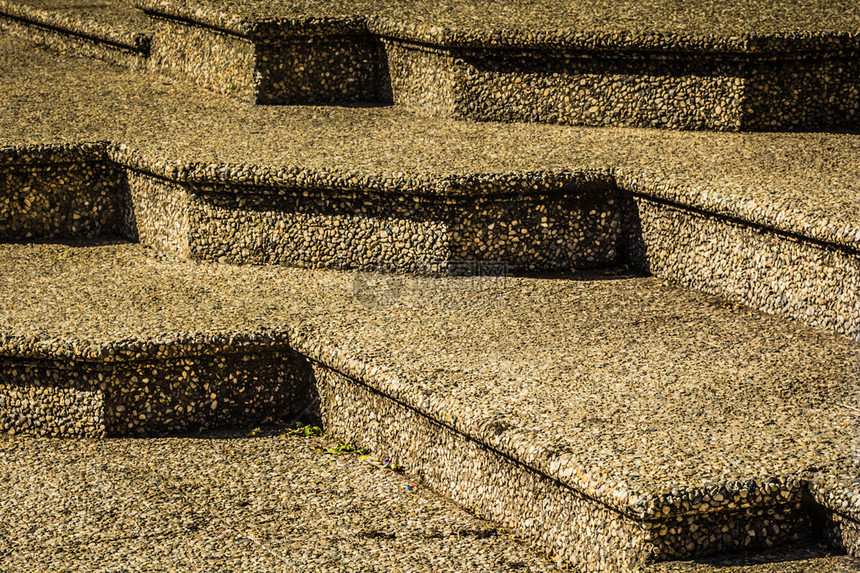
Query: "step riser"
623 196 860 340
0 160 130 241
125 172 189 258
386 42 860 131
0 348 314 438
3 158 857 338
824 513 860 559
312 362 812 572
147 15 391 104
146 16 257 102
128 173 620 271
387 41 749 129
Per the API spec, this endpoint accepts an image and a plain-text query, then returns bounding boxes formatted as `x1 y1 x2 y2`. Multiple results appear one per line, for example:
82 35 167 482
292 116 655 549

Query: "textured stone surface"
314 364 811 571
646 543 859 572
147 12 389 104
384 40 860 130
623 195 860 339
0 0 150 67
146 14 257 100
0 429 559 571
0 339 315 438
0 151 128 240
2 37 858 336
3 38 857 249
128 173 619 272
0 242 857 568
809 464 860 559
134 0 860 129
135 0 860 51
3 0 860 128
1 4 858 571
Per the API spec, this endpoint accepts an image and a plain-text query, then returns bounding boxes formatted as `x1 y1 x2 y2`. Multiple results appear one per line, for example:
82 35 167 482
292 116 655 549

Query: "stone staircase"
0 1 858 571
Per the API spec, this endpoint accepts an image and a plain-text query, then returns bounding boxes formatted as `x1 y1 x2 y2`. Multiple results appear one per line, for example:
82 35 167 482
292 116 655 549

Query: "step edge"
0 0 150 52
3 140 856 254
108 145 860 253
133 0 860 55
0 327 295 362
289 324 819 522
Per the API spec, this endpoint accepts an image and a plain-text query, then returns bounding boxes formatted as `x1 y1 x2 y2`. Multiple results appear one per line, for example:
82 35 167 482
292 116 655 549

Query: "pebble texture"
130 174 620 272
133 0 860 130
0 430 558 571
0 0 151 67
645 543 859 572
1 37 858 336
7 0 857 129
146 15 258 101
383 40 860 130
135 0 860 51
0 242 858 568
147 12 389 104
0 337 316 438
622 196 860 339
810 465 860 559
0 148 128 240
1 6 858 571
314 364 810 571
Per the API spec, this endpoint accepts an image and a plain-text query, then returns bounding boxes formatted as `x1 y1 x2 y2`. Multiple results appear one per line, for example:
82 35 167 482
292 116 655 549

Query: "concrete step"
0 428 560 571
3 0 859 131
810 466 860 560
0 0 151 67
0 241 857 571
135 0 860 131
645 543 858 572
2 35 858 339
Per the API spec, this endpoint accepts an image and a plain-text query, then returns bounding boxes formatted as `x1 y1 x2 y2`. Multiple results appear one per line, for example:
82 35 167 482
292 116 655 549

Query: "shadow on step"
0 156 137 244
0 346 320 439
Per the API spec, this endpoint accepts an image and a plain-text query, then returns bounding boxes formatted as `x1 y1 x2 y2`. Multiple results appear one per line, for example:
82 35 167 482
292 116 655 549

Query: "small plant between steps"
284 425 410 473
286 424 323 438
324 442 368 456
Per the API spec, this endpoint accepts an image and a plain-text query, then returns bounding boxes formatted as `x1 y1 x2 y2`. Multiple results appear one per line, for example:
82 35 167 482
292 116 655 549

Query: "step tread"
2 35 859 251
0 0 152 50
137 0 860 51
0 429 557 571
1 241 857 521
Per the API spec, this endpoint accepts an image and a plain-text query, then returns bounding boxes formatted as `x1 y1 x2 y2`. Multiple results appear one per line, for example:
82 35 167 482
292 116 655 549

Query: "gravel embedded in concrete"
0 0 151 49
645 543 859 572
1 36 858 250
0 241 857 519
0 428 558 572
135 0 860 51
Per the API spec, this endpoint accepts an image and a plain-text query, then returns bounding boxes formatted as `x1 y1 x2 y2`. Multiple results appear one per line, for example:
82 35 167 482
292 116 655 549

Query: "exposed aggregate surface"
11 0 858 130
645 543 859 572
135 0 860 51
2 35 858 338
0 0 151 49
0 241 857 521
0 428 559 572
2 4 860 570
1 35 858 251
